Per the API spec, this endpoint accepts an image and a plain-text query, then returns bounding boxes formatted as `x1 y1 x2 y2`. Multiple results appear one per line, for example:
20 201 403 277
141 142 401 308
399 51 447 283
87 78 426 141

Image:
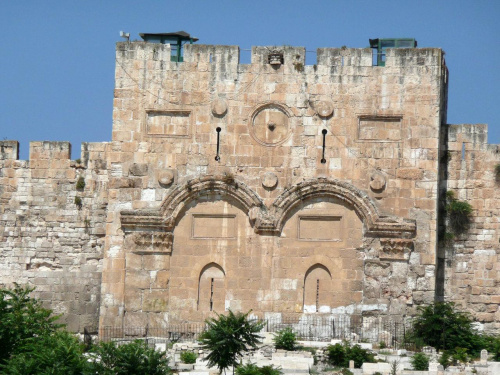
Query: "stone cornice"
120 209 166 232
120 176 416 240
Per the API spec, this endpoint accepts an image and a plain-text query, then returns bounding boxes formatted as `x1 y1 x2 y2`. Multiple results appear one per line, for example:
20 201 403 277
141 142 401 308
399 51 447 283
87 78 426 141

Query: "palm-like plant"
199 310 264 374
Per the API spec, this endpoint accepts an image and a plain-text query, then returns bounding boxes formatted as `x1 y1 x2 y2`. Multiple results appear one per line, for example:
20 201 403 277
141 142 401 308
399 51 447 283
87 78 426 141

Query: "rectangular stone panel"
298 216 342 241
146 110 191 137
358 116 402 141
192 214 236 239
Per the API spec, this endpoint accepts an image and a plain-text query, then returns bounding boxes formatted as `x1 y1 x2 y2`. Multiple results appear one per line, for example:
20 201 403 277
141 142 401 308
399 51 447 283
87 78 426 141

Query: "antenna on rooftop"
119 31 130 42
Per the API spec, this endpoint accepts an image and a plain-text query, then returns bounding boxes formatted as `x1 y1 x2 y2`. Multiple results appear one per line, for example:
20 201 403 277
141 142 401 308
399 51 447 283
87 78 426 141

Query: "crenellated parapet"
0 140 110 332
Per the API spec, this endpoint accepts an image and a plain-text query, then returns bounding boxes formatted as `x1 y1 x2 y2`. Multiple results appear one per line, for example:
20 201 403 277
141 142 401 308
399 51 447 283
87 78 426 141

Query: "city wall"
0 141 108 331
0 41 498 333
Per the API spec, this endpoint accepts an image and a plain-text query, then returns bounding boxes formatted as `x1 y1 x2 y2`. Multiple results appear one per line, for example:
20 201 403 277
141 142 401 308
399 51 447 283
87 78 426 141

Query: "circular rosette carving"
370 171 386 191
250 103 291 146
211 99 227 117
261 172 278 189
314 101 334 118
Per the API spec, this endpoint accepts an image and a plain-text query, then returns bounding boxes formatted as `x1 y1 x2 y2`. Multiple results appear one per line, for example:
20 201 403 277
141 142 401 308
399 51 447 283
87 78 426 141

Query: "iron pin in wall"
321 129 327 164
215 127 221 162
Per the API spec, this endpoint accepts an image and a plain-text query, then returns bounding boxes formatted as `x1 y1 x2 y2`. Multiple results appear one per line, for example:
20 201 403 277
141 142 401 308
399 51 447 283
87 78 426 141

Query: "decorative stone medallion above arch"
249 102 293 146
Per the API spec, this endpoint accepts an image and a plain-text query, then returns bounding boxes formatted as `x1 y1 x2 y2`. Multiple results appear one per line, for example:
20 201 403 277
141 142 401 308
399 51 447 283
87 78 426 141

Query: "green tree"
87 340 171 375
1 330 87 375
199 310 265 374
0 284 62 365
410 302 480 354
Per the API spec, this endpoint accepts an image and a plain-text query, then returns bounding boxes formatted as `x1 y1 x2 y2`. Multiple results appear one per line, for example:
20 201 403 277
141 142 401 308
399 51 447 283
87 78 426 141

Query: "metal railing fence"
89 315 414 350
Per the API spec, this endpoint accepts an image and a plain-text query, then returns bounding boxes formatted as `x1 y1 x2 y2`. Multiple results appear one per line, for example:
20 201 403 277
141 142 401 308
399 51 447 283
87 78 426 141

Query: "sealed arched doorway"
303 264 333 313
198 263 225 313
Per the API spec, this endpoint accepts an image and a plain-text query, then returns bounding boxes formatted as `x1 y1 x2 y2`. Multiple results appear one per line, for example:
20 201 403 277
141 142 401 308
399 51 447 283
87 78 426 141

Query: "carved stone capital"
379 239 414 260
125 231 173 255
121 209 166 232
253 211 280 235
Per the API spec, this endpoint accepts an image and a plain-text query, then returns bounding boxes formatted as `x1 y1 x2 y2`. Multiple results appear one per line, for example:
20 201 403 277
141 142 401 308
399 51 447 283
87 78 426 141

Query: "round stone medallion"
370 171 386 191
158 169 175 187
250 104 290 146
261 172 278 189
211 99 227 116
314 101 334 118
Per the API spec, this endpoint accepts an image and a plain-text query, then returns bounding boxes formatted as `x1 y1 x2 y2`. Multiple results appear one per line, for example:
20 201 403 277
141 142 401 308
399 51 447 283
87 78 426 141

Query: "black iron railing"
92 315 414 349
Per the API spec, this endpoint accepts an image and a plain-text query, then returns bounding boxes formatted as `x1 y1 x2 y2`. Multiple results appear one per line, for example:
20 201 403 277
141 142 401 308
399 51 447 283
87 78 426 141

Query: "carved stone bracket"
125 232 173 255
121 210 172 254
379 239 414 261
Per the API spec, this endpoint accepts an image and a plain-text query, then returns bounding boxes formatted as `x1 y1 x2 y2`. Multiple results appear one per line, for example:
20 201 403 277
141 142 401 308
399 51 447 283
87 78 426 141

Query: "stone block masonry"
0 39 499 334
0 141 108 331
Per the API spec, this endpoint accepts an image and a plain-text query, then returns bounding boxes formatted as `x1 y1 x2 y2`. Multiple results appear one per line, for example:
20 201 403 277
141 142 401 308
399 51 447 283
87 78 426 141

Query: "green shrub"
236 363 261 375
495 164 500 182
87 340 171 375
0 284 62 365
340 369 353 375
180 350 197 364
452 347 469 364
379 341 387 349
326 342 376 368
390 360 399 375
439 351 451 369
445 190 472 234
199 310 264 374
409 302 481 355
76 176 85 191
1 330 87 375
410 352 429 371
274 327 297 351
484 335 500 361
259 365 282 375
236 363 282 375
326 343 346 367
74 196 82 209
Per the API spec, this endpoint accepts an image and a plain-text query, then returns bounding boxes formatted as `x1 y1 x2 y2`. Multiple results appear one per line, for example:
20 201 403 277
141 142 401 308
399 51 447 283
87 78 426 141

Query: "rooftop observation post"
139 31 198 62
370 38 417 66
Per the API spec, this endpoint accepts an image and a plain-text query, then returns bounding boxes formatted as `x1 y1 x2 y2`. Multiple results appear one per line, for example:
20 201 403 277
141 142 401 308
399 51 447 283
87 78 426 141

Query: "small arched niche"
198 263 226 313
303 264 333 313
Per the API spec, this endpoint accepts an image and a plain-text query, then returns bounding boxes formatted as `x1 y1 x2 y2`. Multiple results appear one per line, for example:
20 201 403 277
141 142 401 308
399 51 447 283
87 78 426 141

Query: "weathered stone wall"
100 41 447 327
3 39 498 332
441 124 500 331
0 140 108 331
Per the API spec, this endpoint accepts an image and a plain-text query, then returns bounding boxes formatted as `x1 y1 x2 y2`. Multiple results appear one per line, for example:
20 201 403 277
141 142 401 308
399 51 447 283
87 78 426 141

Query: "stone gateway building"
1 34 499 334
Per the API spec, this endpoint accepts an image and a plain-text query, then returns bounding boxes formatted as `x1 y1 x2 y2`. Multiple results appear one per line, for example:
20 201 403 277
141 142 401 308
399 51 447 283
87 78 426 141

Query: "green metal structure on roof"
140 31 199 62
369 38 417 66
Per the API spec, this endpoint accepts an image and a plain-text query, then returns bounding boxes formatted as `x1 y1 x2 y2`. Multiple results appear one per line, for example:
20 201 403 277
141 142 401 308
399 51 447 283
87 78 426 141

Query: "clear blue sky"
1 1 499 159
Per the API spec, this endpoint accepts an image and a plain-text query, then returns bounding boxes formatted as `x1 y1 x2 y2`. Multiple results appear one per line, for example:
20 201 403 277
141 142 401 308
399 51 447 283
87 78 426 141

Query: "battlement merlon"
115 41 445 69
0 141 109 164
0 141 19 160
447 124 500 154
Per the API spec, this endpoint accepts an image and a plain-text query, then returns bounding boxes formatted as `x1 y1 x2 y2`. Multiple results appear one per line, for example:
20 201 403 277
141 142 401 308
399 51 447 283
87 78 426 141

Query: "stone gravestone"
480 349 488 365
428 361 439 375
